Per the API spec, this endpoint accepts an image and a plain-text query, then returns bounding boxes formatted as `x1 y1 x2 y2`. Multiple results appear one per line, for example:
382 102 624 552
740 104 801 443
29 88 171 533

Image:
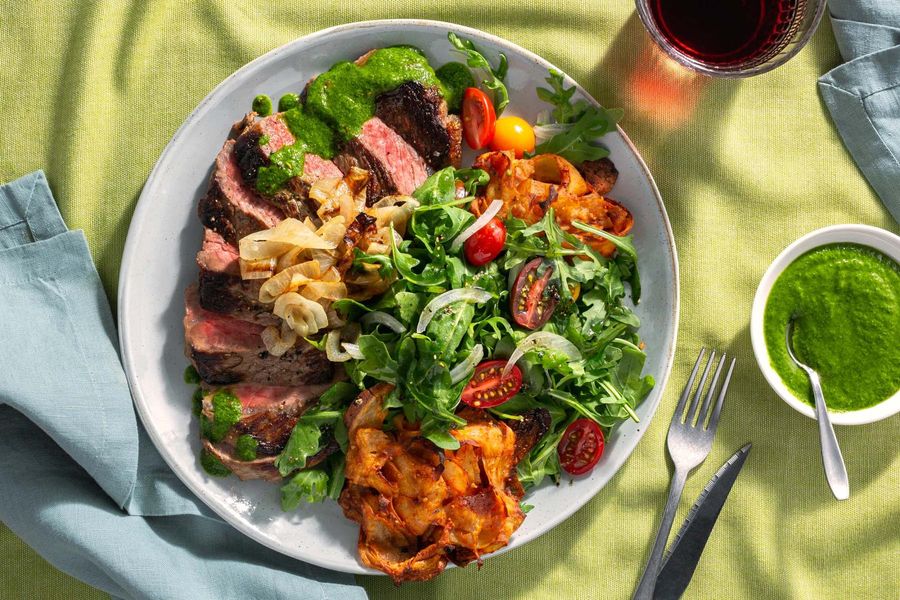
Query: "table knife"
652 443 752 600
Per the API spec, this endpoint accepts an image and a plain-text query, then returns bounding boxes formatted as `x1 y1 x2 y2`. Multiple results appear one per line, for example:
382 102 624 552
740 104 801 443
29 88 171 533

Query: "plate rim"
118 18 680 574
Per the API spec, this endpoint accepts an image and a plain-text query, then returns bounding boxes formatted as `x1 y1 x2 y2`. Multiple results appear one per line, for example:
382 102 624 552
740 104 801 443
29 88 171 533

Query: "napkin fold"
0 171 366 600
818 0 900 224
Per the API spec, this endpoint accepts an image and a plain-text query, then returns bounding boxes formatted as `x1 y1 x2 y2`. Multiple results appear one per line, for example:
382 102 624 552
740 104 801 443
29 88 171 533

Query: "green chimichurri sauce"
764 243 900 411
252 94 273 117
278 92 300 112
436 61 474 111
200 448 232 477
304 46 443 140
235 434 259 462
200 389 242 442
251 46 446 196
255 105 337 195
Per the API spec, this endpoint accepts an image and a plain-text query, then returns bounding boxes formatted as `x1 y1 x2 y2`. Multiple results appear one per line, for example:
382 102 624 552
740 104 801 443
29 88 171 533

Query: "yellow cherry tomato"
490 116 535 158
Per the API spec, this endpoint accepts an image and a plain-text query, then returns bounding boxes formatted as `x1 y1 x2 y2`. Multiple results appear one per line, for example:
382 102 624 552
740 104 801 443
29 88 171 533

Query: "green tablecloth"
2 2 897 599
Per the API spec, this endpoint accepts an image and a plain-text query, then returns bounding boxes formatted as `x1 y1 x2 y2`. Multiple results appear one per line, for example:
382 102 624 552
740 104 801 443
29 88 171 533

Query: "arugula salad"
281 179 652 506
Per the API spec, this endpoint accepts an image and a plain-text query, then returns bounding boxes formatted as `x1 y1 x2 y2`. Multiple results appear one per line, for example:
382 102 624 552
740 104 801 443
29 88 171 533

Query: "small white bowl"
750 224 900 426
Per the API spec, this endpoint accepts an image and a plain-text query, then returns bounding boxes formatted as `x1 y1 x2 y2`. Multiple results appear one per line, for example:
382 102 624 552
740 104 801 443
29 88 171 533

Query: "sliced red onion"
340 342 366 360
449 199 504 254
449 344 484 385
416 287 493 334
361 311 406 333
502 331 582 378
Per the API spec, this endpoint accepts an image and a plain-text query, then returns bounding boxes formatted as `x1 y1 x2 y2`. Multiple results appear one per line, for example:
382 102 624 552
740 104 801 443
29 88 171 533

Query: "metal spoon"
786 317 849 500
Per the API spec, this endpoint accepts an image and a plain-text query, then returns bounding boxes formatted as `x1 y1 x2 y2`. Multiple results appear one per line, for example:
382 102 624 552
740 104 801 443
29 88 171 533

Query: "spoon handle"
807 369 850 500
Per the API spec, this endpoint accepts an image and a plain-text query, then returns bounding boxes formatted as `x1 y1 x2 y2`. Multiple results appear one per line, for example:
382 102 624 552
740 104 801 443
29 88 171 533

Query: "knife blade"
652 443 752 600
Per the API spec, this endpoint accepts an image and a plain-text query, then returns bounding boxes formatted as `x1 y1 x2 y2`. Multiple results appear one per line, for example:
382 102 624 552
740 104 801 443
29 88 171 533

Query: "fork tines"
673 348 736 432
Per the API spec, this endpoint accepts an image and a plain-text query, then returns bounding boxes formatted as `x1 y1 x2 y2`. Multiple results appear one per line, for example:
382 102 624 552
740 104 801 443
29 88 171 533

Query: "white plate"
118 20 679 575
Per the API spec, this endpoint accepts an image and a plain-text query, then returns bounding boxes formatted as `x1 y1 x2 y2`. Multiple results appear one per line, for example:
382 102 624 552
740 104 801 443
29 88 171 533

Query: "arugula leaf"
426 300 475 359
448 32 509 115
281 469 329 509
352 248 393 278
318 382 360 409
570 220 641 302
613 345 655 410
393 291 422 326
390 231 447 287
326 455 346 500
413 167 457 205
421 424 461 450
455 168 490 195
410 204 473 253
533 69 623 164
274 420 322 477
356 335 400 384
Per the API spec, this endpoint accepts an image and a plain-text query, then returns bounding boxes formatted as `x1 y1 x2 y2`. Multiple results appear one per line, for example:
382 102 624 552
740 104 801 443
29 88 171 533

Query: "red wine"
649 0 800 66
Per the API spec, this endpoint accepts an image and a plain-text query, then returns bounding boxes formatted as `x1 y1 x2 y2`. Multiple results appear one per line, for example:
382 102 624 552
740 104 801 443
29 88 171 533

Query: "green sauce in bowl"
763 243 900 412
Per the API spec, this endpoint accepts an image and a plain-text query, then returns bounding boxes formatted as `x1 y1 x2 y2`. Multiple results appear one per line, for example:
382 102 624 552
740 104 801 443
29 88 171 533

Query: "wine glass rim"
633 0 828 78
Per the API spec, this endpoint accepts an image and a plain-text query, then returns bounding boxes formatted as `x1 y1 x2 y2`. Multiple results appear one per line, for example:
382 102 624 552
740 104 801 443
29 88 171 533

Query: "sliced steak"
198 140 285 245
232 114 343 220
334 117 428 203
375 81 462 171
265 153 344 221
196 229 277 326
184 285 333 387
233 115 296 184
200 383 335 481
304 153 343 180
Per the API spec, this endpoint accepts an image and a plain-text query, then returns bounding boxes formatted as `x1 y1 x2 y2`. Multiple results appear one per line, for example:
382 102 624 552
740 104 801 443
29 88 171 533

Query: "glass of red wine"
635 0 826 77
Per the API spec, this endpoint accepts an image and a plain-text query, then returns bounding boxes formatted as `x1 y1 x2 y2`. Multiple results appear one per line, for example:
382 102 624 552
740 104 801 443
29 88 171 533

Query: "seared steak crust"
198 140 284 245
375 81 462 170
198 269 276 326
190 341 332 387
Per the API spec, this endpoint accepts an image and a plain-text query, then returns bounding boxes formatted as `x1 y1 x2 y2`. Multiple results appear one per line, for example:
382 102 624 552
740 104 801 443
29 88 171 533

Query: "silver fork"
632 348 736 600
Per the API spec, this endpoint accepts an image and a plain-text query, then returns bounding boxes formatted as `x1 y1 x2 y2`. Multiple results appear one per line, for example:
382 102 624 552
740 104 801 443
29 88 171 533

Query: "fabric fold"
818 1 900 224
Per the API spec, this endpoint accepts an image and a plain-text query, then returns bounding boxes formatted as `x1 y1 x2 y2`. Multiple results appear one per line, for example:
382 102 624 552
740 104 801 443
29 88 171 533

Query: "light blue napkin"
818 1 900 224
0 171 366 600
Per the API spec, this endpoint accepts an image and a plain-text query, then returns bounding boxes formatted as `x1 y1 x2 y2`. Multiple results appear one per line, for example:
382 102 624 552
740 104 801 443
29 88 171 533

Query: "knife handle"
632 469 688 600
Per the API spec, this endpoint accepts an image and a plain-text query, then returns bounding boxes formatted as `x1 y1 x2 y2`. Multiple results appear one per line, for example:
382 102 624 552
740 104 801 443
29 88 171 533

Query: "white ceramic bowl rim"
750 224 900 426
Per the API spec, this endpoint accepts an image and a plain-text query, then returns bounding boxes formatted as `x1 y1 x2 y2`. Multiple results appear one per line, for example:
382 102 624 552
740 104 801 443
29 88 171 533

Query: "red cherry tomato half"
464 218 507 266
461 87 496 149
510 258 560 329
558 418 605 475
460 360 522 409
